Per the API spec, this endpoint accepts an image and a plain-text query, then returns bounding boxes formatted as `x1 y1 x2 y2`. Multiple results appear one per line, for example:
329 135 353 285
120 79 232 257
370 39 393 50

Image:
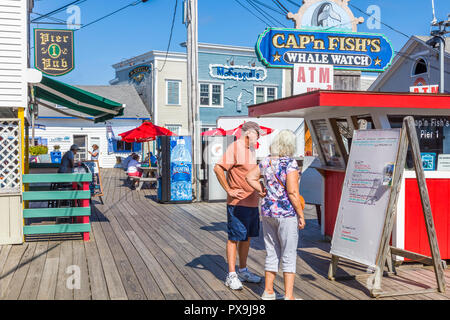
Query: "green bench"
22 173 92 241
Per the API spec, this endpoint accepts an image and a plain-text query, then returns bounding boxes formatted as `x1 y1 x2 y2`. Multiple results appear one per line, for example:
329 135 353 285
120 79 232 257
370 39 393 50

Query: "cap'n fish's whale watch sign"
256 28 394 72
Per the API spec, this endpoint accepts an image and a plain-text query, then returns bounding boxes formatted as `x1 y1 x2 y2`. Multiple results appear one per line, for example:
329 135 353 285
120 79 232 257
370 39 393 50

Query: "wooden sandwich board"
328 116 446 298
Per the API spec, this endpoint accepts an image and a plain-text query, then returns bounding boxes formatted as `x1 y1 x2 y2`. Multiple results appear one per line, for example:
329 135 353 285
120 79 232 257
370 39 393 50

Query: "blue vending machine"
157 135 193 203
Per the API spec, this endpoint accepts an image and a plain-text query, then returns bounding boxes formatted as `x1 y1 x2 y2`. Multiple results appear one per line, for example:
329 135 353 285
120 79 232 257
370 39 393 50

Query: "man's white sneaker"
237 269 262 283
225 273 243 290
260 291 276 300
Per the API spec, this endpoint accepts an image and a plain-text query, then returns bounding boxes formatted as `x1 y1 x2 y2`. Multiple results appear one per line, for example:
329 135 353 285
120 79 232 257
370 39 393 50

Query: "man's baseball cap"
70 144 80 151
241 121 261 136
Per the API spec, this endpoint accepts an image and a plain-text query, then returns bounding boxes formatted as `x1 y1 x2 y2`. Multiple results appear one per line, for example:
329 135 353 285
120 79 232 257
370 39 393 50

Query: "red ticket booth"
249 90 450 260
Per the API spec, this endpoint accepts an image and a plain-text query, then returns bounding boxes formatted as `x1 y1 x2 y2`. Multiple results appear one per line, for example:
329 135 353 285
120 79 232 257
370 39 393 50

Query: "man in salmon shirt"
214 121 263 290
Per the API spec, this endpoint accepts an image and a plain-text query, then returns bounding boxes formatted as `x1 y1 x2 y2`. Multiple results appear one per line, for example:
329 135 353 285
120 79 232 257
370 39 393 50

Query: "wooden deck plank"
0 244 27 298
37 242 61 300
89 206 128 300
0 245 11 276
121 197 237 300
0 168 447 301
137 192 263 300
94 176 149 300
94 200 166 300
73 240 91 300
18 241 49 300
170 202 336 299
84 222 110 300
3 243 36 300
55 241 73 300
110 198 202 300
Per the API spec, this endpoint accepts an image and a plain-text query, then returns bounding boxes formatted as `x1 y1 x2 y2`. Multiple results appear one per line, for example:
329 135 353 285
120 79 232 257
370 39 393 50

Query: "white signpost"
293 63 334 95
330 129 401 268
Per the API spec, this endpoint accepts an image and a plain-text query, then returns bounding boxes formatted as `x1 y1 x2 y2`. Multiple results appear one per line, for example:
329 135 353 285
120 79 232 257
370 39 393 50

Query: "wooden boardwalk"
0 168 449 300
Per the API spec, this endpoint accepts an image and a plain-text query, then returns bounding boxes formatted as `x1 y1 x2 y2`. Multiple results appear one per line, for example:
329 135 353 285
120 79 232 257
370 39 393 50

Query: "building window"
388 115 450 171
166 124 181 135
413 58 427 76
200 83 223 107
254 86 277 104
166 80 181 105
113 141 141 153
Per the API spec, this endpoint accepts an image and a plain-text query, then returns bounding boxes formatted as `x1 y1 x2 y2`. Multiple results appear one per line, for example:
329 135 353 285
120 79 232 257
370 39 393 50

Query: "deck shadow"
0 242 60 282
185 254 266 296
199 222 227 232
298 250 372 297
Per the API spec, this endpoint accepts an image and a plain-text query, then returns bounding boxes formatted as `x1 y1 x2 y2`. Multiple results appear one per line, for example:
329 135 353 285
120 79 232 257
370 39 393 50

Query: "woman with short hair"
246 129 305 300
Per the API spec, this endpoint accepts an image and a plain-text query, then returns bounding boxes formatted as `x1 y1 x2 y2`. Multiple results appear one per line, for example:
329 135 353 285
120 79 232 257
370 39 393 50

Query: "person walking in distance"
214 121 263 290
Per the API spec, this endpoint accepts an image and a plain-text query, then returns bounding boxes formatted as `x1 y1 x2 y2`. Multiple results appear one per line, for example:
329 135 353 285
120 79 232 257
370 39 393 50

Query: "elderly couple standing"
214 121 305 300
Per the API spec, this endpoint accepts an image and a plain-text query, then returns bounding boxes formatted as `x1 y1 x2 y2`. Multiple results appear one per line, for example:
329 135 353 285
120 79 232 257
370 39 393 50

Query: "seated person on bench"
122 152 137 171
127 154 143 178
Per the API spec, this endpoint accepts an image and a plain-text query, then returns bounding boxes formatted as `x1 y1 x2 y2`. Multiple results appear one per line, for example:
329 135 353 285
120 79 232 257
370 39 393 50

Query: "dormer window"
413 58 428 75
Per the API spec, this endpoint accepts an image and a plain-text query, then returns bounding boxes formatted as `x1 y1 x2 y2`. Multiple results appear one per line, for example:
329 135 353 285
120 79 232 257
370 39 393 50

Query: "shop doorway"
73 134 88 161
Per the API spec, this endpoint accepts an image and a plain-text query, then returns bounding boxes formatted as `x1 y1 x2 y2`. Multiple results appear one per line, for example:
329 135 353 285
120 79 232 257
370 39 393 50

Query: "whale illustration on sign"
287 0 364 32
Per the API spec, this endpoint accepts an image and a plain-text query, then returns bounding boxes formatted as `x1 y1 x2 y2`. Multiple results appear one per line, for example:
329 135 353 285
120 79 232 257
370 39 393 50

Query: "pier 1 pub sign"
34 29 74 76
256 0 394 72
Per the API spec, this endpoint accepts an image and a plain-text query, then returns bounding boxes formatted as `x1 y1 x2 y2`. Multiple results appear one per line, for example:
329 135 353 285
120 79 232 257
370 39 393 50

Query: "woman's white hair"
269 129 297 157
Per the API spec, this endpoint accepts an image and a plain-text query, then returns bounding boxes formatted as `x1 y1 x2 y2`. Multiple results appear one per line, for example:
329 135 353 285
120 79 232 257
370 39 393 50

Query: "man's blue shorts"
227 205 260 241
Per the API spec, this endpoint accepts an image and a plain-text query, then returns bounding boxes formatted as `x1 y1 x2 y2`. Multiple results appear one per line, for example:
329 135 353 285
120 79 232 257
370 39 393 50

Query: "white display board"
330 129 401 268
293 63 334 95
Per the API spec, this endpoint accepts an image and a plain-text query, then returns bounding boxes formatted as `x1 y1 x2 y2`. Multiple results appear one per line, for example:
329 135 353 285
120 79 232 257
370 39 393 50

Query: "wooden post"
370 125 409 297
80 181 90 241
403 116 446 293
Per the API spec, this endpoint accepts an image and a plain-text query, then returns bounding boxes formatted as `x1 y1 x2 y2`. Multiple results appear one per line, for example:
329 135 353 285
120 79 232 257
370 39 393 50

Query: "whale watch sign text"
256 28 394 72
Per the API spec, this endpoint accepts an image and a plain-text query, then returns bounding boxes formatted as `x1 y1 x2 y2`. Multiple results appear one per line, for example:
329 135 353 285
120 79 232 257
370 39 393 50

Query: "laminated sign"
34 29 74 76
256 28 394 72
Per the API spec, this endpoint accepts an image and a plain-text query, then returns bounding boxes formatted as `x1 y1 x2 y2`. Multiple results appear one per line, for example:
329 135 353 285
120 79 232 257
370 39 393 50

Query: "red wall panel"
324 171 345 237
404 178 449 260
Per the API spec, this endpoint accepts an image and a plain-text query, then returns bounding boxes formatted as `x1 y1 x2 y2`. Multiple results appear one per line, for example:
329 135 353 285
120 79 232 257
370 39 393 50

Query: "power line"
273 0 289 14
249 0 286 16
233 0 271 26
157 0 178 72
31 0 87 23
79 0 143 30
246 0 287 27
348 3 410 39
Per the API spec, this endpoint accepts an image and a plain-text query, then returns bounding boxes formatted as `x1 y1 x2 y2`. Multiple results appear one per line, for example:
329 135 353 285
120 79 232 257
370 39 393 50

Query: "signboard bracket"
328 116 446 298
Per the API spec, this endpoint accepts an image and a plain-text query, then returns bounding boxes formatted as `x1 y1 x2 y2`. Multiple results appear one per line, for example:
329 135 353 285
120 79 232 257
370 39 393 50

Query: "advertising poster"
170 136 193 201
330 129 401 268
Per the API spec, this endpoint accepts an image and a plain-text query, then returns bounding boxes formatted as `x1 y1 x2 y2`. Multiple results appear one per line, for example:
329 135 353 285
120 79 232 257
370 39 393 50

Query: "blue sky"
30 0 450 85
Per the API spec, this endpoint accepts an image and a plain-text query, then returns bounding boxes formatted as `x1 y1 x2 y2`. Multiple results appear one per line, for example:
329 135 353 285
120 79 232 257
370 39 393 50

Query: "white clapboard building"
35 84 150 168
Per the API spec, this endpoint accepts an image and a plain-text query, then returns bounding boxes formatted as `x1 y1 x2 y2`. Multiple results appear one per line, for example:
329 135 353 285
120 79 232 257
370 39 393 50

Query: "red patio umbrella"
200 128 226 136
225 122 274 139
119 122 175 143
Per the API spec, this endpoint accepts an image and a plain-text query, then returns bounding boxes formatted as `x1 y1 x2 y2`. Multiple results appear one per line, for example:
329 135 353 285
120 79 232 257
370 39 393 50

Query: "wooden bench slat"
23 223 91 235
23 207 91 218
23 190 91 201
23 173 92 184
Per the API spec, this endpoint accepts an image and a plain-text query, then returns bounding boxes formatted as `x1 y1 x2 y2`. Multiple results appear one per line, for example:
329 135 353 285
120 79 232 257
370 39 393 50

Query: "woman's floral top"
259 156 299 218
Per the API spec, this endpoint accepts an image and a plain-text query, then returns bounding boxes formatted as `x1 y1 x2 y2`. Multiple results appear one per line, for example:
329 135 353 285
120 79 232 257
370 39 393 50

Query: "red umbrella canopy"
119 122 175 143
200 128 226 136
225 123 274 139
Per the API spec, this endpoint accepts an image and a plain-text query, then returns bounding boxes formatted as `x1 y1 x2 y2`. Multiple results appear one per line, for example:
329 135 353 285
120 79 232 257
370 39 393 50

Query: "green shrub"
30 145 48 156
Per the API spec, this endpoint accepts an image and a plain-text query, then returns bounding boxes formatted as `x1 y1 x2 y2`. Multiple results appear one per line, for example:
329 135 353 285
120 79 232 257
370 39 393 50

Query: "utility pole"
185 0 201 202
428 3 449 93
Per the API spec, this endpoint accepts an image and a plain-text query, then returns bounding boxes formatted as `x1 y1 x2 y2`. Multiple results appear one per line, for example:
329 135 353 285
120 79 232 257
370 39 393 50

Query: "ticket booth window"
388 115 450 170
311 119 344 168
